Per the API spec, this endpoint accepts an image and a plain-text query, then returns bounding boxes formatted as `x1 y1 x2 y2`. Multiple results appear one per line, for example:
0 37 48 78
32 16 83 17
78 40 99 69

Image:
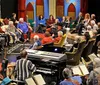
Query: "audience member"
87 58 100 85
37 15 46 33
41 31 54 45
54 31 63 43
47 15 55 26
60 68 81 85
84 32 90 43
31 35 42 50
10 13 18 27
84 13 90 27
6 21 20 43
17 18 29 42
90 20 98 31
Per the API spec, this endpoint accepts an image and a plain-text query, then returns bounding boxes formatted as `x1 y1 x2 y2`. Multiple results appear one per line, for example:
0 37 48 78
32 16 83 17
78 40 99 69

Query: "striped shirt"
15 58 36 81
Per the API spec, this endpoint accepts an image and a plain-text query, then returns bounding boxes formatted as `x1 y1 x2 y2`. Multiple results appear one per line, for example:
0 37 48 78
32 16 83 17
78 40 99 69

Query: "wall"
1 0 18 18
64 0 80 18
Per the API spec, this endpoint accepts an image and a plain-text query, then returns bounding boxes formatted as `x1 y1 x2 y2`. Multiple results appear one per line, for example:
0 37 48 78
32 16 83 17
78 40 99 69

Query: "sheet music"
33 74 46 85
79 64 89 75
71 66 82 76
25 78 36 85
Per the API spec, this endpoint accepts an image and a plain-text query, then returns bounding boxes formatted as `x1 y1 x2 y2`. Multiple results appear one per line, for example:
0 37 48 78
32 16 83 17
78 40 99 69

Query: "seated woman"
54 31 63 43
41 31 54 45
46 15 55 27
37 15 46 33
31 35 42 50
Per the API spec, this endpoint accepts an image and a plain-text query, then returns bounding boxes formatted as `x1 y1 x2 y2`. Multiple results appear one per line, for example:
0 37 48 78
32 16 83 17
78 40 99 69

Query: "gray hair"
34 35 39 40
19 18 24 22
58 31 63 36
9 21 13 25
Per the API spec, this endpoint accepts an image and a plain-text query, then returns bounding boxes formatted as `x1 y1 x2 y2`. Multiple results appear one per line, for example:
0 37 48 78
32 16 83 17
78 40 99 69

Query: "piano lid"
26 49 66 61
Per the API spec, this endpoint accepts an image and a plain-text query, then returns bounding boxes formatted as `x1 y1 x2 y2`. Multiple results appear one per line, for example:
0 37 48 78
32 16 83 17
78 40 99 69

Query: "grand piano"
26 49 67 85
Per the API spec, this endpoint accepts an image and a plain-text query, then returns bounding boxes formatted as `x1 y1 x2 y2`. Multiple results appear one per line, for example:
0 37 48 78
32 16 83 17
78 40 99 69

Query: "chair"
65 40 86 65
81 38 96 62
54 34 67 47
92 34 100 54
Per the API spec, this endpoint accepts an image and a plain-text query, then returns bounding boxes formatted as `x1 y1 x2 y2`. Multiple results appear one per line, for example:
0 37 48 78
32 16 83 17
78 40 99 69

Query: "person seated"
87 58 100 85
3 17 9 25
17 18 30 42
46 15 55 26
31 35 42 50
54 31 63 43
90 20 98 31
84 32 90 44
60 68 81 85
37 15 46 33
10 13 18 27
41 31 54 45
6 21 21 43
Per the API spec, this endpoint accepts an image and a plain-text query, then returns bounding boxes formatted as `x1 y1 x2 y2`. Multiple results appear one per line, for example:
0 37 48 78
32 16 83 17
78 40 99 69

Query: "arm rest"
65 48 78 54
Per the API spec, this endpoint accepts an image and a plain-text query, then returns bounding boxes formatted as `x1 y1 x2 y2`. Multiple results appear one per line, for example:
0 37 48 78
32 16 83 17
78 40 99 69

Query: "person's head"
85 13 90 19
62 68 72 79
79 12 83 17
93 58 100 68
91 14 95 20
20 50 27 58
98 22 100 29
49 15 54 20
87 25 92 31
58 31 63 37
62 16 66 20
55 19 59 23
39 15 44 20
34 35 39 42
44 31 51 37
12 13 16 18
19 18 24 23
84 32 90 41
9 21 14 27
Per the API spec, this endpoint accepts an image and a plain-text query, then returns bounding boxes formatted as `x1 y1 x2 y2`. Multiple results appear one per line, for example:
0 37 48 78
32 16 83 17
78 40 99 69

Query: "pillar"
18 0 26 20
49 0 56 18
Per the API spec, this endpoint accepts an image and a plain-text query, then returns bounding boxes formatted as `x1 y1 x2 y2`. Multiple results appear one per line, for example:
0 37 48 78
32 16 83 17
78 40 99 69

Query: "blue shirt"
60 80 75 85
71 76 82 84
38 19 46 26
31 40 41 49
17 22 28 33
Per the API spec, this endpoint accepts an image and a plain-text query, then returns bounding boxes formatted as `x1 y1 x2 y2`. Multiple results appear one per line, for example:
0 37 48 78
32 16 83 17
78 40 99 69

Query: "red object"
41 37 54 45
18 0 26 19
68 3 76 12
36 0 43 5
30 33 45 39
57 0 64 6
24 34 27 39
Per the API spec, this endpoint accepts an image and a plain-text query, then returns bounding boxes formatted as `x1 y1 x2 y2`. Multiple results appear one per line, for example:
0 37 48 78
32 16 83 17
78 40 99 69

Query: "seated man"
17 18 29 42
6 21 21 43
41 31 54 45
60 68 81 85
31 35 42 50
